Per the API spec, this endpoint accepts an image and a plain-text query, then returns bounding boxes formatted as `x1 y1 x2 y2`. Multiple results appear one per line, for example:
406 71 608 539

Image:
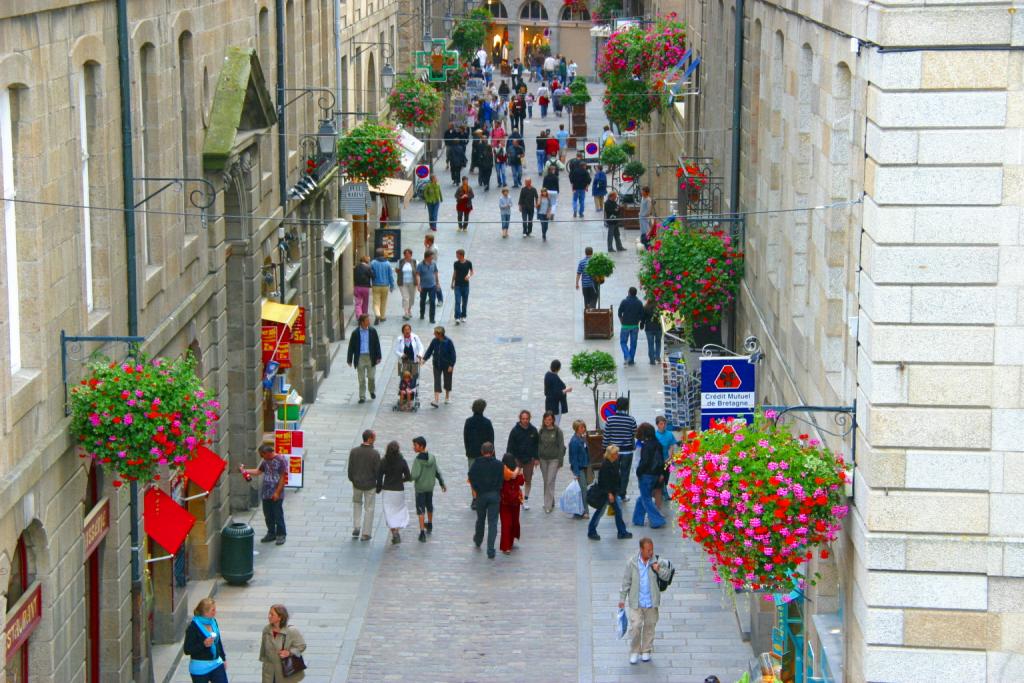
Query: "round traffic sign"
600 400 618 422
415 164 430 179
585 142 599 156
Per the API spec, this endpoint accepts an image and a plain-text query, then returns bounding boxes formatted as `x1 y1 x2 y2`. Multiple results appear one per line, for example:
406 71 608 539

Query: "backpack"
654 556 675 591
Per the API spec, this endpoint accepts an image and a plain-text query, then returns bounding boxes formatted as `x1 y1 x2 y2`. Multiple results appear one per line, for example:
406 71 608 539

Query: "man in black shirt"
518 179 539 236
605 190 625 252
468 442 503 558
451 249 475 324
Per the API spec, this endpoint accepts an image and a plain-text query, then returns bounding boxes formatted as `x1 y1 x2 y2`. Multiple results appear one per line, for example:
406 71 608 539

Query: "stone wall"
648 0 1024 680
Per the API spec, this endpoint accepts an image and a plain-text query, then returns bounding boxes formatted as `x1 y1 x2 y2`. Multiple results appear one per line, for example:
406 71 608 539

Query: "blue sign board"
700 356 756 430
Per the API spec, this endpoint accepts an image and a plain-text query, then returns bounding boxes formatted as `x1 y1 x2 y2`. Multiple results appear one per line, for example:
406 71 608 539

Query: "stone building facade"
0 0 395 680
640 0 1024 680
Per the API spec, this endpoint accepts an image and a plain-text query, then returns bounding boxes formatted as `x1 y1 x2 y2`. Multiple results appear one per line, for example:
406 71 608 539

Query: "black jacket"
183 620 227 663
354 262 373 287
507 423 539 462
542 172 560 193
544 371 568 414
474 143 494 170
464 413 495 458
569 165 592 191
377 454 411 492
444 127 461 150
635 439 664 477
450 143 467 168
641 301 662 333
596 457 622 495
468 455 504 495
518 185 538 211
347 326 382 364
618 295 644 326
604 197 620 225
423 336 456 370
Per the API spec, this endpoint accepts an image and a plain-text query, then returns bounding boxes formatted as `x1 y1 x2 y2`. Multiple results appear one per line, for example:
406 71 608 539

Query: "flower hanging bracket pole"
60 330 145 416
764 402 858 493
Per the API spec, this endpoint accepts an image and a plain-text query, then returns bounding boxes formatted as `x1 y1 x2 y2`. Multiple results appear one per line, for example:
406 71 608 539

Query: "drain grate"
495 336 523 343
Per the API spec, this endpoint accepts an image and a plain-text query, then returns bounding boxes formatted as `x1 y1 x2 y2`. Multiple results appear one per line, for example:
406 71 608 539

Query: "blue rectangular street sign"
700 356 756 430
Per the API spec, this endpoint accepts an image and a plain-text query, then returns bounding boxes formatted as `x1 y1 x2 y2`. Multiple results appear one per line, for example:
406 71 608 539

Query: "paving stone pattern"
169 83 751 683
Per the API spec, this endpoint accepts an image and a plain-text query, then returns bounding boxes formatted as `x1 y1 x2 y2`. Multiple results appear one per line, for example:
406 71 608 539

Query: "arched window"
520 1 548 20
487 0 509 18
4 532 36 683
559 5 590 20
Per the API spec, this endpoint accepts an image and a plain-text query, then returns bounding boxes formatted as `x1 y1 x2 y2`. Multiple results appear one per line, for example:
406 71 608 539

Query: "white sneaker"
523 500 530 510
629 653 639 665
641 652 651 662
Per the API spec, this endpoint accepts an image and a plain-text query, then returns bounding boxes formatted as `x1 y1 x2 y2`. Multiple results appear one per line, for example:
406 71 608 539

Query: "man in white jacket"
618 537 674 664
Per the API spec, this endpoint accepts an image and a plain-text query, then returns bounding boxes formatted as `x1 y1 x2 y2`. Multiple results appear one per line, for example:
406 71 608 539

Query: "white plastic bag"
558 479 584 515
614 608 628 639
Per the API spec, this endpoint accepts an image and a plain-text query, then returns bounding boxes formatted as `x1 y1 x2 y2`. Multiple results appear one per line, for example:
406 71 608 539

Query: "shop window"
559 5 589 20
4 534 35 683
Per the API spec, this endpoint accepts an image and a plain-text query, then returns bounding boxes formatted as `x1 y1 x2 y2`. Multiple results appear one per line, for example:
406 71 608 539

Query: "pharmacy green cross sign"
415 40 460 82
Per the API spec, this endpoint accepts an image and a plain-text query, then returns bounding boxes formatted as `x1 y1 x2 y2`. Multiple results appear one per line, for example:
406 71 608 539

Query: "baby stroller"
393 358 421 412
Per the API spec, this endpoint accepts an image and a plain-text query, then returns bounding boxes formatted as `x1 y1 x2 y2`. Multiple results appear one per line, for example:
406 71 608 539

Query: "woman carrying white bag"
564 420 592 519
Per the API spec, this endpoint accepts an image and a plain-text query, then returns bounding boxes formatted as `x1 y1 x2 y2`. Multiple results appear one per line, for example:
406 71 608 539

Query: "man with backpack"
618 537 675 665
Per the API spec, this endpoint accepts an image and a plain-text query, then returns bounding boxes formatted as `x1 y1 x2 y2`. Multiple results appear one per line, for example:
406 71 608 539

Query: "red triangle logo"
714 364 742 390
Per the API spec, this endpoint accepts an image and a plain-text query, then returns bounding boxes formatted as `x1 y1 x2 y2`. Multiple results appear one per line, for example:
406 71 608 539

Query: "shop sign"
261 325 279 363
340 182 369 215
274 430 305 488
290 308 307 344
83 498 110 559
274 341 291 368
699 356 756 430
5 583 41 661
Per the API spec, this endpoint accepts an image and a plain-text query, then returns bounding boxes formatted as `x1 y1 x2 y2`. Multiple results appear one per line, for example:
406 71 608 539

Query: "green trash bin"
220 522 254 585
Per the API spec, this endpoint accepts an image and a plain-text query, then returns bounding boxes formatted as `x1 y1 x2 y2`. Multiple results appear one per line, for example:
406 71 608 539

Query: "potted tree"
583 252 615 339
618 158 646 230
563 79 592 139
570 350 618 468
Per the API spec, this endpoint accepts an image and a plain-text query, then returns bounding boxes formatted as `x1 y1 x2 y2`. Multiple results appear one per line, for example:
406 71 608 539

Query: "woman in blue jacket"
568 420 591 519
422 326 457 407
591 164 608 213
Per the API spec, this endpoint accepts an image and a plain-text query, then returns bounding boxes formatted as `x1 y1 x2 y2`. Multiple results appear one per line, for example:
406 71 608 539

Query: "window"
1 86 22 372
286 1 296 139
258 8 271 84
559 5 588 20
488 1 509 18
78 64 102 311
139 43 158 265
178 33 197 235
520 1 547 20
4 534 34 683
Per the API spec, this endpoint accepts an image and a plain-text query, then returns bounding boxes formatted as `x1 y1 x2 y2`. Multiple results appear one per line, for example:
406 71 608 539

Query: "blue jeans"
572 189 586 215
427 202 440 230
646 329 662 363
261 498 286 537
521 209 534 234
539 213 549 238
620 327 639 363
536 150 546 175
419 287 437 321
588 495 628 537
511 164 523 186
190 664 228 683
632 474 666 528
474 491 500 554
540 104 548 118
496 163 507 187
501 212 511 232
454 283 469 319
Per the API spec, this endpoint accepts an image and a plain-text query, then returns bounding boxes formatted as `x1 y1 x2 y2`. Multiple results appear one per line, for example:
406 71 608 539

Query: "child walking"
410 436 447 542
498 187 513 238
499 453 525 554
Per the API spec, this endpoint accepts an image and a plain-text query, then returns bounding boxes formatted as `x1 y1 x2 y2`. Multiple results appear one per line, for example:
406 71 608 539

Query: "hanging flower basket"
70 353 220 487
637 219 743 333
387 73 443 130
337 122 403 188
672 413 849 595
677 159 708 198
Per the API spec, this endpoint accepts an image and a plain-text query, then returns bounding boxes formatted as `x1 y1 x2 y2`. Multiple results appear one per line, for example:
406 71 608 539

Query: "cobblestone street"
168 84 752 683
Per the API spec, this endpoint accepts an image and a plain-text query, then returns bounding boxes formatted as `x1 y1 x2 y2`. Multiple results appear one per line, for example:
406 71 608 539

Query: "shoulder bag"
280 629 307 677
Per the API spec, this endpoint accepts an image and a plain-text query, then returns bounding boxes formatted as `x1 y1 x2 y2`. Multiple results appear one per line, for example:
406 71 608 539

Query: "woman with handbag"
183 598 228 683
260 604 306 682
